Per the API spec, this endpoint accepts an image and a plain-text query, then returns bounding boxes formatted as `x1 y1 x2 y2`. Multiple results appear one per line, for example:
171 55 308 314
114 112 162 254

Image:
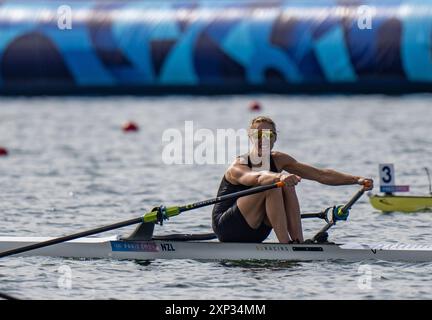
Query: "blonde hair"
250 116 277 132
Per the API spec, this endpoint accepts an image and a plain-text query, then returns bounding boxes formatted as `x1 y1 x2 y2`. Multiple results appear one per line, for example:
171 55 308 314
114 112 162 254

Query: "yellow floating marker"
369 165 432 212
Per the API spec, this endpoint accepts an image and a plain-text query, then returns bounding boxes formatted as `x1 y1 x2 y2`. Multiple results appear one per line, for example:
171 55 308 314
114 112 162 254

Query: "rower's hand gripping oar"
0 182 285 259
311 181 372 242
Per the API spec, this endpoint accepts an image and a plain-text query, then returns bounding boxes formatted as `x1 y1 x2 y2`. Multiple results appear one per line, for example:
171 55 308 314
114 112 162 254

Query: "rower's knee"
283 185 296 192
265 187 283 198
282 185 298 199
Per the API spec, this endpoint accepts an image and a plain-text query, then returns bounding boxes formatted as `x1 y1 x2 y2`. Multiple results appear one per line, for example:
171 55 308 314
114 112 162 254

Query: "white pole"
425 167 432 195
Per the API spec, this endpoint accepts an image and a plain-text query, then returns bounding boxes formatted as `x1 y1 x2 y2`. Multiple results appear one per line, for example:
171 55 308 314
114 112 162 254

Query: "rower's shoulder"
271 151 298 172
271 151 296 162
226 155 249 173
225 156 250 184
232 154 249 167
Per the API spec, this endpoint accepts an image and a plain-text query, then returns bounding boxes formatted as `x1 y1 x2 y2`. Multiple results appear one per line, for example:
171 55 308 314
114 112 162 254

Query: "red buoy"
0 147 8 157
122 121 139 132
249 100 262 112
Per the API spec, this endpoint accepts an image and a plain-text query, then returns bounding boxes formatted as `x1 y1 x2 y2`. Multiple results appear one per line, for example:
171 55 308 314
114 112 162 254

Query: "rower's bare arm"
277 152 372 187
226 158 301 187
226 162 279 186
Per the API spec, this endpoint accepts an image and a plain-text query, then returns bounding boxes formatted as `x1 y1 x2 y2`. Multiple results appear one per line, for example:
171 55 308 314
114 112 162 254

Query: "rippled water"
0 95 432 299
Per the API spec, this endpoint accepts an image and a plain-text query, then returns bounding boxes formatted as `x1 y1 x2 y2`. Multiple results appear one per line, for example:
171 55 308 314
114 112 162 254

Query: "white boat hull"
1 236 432 262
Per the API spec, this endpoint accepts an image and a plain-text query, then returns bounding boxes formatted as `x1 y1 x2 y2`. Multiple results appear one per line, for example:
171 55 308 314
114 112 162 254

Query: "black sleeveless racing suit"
212 155 278 242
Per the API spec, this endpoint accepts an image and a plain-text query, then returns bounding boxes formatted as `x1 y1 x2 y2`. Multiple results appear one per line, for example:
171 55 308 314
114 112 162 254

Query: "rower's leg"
237 188 290 243
265 188 291 243
281 185 303 242
236 192 266 228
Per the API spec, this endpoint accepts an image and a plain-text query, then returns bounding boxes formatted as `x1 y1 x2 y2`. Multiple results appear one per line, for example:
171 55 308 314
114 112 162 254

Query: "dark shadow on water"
134 260 153 266
376 209 432 216
219 259 302 270
132 258 302 269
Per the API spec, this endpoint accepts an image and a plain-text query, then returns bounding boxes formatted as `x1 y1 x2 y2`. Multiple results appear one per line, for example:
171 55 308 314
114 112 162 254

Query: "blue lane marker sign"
380 185 410 193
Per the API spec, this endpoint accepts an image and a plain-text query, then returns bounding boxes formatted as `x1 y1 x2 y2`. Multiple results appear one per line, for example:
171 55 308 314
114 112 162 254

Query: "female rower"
212 116 373 244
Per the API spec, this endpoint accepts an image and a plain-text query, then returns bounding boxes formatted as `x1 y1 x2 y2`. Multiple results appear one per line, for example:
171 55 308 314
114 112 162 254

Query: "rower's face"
249 122 277 152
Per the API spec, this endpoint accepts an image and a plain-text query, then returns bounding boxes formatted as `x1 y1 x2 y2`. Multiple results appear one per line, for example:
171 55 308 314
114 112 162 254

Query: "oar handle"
180 181 285 212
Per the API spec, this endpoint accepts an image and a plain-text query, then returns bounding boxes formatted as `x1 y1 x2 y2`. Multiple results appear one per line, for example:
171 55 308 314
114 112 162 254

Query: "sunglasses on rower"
248 129 277 139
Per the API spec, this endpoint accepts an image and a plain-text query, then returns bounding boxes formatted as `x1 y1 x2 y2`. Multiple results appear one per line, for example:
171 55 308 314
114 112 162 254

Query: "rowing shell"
1 236 432 262
369 194 432 212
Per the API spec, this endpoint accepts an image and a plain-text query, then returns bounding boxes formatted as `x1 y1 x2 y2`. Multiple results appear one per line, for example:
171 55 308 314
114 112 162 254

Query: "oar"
0 182 285 259
0 292 19 300
312 183 370 242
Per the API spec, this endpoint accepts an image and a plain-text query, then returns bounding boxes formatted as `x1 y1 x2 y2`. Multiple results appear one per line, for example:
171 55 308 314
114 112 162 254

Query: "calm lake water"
0 95 431 299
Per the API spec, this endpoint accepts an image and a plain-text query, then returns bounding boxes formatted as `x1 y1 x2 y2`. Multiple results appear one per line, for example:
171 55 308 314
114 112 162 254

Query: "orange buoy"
122 121 139 132
0 147 8 157
249 100 262 112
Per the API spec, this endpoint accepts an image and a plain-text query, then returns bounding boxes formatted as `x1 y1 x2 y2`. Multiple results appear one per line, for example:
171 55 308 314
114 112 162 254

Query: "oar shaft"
0 217 143 258
0 292 19 300
341 186 367 213
142 182 285 223
312 185 367 241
